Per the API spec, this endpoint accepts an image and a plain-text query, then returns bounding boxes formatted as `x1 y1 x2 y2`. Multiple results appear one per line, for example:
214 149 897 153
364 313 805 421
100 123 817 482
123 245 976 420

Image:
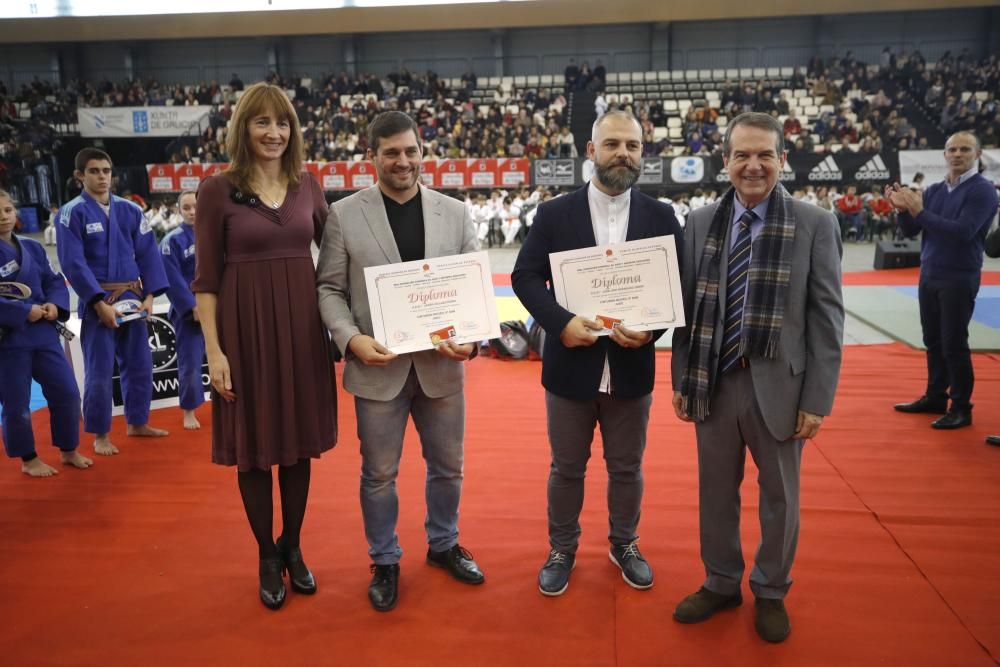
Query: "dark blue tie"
720 210 755 375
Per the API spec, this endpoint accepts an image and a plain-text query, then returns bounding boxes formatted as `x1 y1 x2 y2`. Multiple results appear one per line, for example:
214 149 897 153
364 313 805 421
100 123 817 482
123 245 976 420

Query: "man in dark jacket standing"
512 110 682 597
891 132 998 430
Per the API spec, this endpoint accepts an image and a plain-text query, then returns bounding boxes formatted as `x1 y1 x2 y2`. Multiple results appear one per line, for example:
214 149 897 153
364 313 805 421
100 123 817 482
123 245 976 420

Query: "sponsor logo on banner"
808 155 842 181
639 158 664 184
499 158 529 186
780 160 796 182
469 159 496 187
854 154 891 180
534 159 575 186
440 160 465 187
148 165 173 192
132 111 149 134
671 157 703 183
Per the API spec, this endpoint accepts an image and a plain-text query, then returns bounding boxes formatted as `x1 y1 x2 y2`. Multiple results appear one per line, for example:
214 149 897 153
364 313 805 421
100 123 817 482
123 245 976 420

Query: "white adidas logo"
808 155 842 181
855 154 891 180
779 159 796 182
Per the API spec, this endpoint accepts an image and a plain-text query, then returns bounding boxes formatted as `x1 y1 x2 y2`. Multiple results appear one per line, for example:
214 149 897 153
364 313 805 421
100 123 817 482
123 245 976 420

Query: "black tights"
237 459 312 558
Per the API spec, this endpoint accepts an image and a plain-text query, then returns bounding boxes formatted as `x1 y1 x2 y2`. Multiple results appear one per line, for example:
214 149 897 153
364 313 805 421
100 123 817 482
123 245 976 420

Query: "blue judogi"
160 223 205 411
56 192 168 434
0 235 81 459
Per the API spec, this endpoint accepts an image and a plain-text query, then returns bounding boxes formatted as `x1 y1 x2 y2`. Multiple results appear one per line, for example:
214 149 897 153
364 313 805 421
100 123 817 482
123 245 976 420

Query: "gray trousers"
695 367 804 600
356 367 465 565
545 390 653 554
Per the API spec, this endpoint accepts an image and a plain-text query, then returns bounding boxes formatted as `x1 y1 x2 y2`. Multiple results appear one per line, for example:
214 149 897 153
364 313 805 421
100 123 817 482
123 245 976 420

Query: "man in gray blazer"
316 111 484 612
670 112 844 642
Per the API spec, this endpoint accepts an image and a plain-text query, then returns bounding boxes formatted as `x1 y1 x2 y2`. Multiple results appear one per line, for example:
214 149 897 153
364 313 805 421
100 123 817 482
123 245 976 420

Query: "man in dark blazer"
512 110 682 597
671 112 844 642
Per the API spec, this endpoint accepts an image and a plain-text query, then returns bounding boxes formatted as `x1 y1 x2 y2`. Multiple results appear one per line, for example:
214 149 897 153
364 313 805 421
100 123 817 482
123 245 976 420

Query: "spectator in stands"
557 126 576 158
836 185 865 240
564 59 579 89
783 109 802 137
867 187 894 241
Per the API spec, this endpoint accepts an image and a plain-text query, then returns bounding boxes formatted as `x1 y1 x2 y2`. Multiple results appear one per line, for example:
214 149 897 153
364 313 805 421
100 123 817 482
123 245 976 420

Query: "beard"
595 157 640 192
380 165 420 192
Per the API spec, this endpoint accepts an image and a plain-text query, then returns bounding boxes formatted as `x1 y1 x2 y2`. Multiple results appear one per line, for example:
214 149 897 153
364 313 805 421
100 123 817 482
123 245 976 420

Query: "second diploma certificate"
548 235 685 333
364 250 501 354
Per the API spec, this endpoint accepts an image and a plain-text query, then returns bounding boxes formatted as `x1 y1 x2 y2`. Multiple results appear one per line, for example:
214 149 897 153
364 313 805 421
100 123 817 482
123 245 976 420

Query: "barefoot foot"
94 435 120 456
22 457 59 477
127 423 170 437
60 450 94 469
182 410 201 430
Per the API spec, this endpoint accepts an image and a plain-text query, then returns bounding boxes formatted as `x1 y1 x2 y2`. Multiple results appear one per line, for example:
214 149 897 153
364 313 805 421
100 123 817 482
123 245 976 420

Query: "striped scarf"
679 185 795 421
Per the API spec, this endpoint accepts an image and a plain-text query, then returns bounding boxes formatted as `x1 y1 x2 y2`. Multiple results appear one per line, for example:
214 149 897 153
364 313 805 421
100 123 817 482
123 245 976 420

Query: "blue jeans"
355 367 465 565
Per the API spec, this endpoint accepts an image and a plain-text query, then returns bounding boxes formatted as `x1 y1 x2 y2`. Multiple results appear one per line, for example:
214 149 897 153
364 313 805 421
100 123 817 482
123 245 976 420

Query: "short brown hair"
723 112 785 158
74 147 113 173
224 82 303 192
367 111 419 153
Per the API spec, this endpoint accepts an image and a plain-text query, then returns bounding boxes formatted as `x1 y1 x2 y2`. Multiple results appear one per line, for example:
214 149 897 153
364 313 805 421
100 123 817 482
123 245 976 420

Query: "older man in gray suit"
670 112 844 642
316 111 483 612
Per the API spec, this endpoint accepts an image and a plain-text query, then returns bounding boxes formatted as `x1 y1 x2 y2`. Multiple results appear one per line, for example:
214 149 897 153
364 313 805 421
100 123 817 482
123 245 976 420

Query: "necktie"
719 210 755 375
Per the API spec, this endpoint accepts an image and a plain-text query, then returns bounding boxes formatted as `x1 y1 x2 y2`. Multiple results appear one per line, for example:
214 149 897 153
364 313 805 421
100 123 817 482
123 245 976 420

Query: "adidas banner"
522 153 900 190
707 151 898 188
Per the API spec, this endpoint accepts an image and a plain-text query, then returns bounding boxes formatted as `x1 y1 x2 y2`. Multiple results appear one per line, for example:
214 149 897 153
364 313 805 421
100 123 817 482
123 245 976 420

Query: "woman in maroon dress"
192 82 337 610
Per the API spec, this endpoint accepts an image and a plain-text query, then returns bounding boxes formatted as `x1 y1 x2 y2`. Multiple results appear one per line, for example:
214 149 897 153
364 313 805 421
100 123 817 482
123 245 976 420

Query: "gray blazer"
316 184 478 401
671 193 845 441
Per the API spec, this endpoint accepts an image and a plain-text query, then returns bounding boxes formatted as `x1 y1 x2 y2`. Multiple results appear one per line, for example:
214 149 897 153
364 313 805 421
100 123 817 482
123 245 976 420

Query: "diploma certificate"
364 250 502 354
548 235 685 334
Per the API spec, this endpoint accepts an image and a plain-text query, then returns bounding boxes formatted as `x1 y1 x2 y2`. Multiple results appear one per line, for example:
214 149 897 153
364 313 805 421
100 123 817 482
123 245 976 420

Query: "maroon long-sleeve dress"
192 172 337 470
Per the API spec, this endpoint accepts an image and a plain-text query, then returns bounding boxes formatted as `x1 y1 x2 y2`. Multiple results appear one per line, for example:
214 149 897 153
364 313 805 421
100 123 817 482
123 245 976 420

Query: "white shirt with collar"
587 180 632 393
946 164 979 193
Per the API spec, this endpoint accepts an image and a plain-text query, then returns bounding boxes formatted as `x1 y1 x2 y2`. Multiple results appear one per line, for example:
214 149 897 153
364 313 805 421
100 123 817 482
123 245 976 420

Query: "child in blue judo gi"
160 190 206 429
0 190 92 477
56 148 171 456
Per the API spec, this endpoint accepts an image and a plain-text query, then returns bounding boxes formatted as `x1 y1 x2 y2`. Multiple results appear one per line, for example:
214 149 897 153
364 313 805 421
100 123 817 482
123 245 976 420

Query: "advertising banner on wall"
899 149 1000 187
78 106 211 138
65 304 208 414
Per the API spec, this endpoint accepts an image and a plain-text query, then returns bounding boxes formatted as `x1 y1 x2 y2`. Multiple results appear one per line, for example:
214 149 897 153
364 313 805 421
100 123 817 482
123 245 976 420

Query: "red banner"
497 158 530 187
348 161 377 190
145 160 529 193
419 160 439 188
437 159 468 189
147 164 174 193
173 163 202 192
318 162 349 190
466 158 496 188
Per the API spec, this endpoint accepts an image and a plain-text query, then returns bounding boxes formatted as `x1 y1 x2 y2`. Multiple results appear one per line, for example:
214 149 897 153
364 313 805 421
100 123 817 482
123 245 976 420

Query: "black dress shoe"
259 556 287 611
538 549 575 596
673 587 742 623
609 541 653 590
894 395 948 414
368 563 399 612
931 409 972 430
986 435 1000 447
426 544 485 584
755 597 791 643
277 536 316 595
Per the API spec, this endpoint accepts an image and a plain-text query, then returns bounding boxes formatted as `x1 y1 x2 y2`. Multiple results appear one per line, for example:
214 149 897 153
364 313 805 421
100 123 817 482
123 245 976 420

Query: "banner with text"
898 149 1000 187
79 106 212 138
146 158 531 193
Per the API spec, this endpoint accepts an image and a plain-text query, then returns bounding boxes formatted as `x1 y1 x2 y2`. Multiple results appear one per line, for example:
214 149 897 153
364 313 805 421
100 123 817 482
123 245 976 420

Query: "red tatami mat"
2 344 999 666
844 269 1000 286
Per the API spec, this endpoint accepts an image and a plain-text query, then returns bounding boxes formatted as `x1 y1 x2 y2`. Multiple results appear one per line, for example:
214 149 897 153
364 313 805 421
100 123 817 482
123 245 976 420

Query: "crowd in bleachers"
4 50 998 173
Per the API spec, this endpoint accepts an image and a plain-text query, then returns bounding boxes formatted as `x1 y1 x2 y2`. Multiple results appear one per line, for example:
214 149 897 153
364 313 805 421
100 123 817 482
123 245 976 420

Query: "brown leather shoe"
673 587 742 623
755 597 791 642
